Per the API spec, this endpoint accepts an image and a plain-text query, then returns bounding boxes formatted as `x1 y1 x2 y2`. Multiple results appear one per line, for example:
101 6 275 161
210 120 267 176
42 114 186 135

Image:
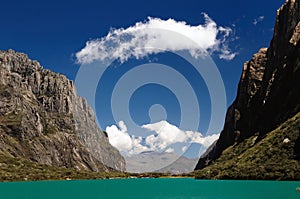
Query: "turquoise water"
0 178 299 199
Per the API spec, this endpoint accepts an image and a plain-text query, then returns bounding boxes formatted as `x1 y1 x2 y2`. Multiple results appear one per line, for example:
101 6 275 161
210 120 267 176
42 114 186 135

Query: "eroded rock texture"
0 50 125 172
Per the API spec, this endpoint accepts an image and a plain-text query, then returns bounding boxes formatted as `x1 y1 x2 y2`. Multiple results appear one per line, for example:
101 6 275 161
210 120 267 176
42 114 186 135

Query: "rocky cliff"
195 0 300 178
0 50 125 172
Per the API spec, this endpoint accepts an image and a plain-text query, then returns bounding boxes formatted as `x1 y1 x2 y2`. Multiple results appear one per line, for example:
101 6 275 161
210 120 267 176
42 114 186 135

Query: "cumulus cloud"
143 121 187 150
142 121 219 151
105 121 148 156
76 14 236 64
106 120 219 157
253 16 265 25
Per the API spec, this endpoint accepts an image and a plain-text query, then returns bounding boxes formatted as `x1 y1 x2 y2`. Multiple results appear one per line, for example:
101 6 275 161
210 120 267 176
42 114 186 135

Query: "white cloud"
142 120 219 151
76 14 236 63
105 121 131 151
186 131 219 148
106 121 148 156
106 120 219 157
143 121 187 150
253 16 265 25
219 46 237 60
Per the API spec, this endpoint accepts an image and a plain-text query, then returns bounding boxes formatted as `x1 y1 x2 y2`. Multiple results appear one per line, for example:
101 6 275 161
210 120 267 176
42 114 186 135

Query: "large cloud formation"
106 120 219 157
76 14 236 64
142 121 219 150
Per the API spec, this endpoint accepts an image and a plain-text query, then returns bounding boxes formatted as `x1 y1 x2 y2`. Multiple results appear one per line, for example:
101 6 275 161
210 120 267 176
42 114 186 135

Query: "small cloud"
253 16 265 25
219 46 237 60
76 14 236 64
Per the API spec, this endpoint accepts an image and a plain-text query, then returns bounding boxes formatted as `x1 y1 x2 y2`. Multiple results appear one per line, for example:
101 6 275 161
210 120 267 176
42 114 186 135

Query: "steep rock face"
0 50 125 172
195 0 300 170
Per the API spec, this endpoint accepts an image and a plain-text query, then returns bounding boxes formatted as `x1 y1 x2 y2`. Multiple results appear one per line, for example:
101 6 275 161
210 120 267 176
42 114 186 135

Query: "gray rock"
0 50 125 172
195 0 300 170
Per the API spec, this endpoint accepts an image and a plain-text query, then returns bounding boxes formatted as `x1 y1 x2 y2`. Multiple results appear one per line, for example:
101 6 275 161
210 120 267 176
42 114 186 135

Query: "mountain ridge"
126 152 198 174
195 0 300 179
0 49 125 172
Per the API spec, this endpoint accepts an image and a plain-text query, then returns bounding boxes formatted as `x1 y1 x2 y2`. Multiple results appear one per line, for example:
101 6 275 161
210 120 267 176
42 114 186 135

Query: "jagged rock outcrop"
195 0 300 170
0 50 125 172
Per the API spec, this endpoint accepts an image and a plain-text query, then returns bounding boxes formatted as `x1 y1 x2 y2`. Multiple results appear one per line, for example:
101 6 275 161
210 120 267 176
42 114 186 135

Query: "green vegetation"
0 153 194 182
195 112 300 180
0 153 129 182
128 172 194 178
0 110 23 127
43 125 58 135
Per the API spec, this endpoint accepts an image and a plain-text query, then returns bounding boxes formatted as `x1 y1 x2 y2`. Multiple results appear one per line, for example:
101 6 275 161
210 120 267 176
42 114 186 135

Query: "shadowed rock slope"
0 50 125 174
195 0 300 180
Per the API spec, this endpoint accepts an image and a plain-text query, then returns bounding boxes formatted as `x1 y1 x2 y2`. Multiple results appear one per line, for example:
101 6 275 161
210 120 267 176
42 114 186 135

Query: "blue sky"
0 0 285 160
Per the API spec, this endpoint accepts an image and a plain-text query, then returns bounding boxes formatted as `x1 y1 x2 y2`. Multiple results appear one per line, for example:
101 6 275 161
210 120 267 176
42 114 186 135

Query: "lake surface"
0 178 299 199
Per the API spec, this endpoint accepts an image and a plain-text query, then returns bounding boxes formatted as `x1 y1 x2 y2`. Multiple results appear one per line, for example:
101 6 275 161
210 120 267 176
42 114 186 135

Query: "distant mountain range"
125 151 198 174
195 0 300 180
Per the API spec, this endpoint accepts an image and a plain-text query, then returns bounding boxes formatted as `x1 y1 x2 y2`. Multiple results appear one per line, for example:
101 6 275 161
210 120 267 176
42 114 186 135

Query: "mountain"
125 152 198 174
195 112 300 180
0 50 125 174
195 0 300 180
